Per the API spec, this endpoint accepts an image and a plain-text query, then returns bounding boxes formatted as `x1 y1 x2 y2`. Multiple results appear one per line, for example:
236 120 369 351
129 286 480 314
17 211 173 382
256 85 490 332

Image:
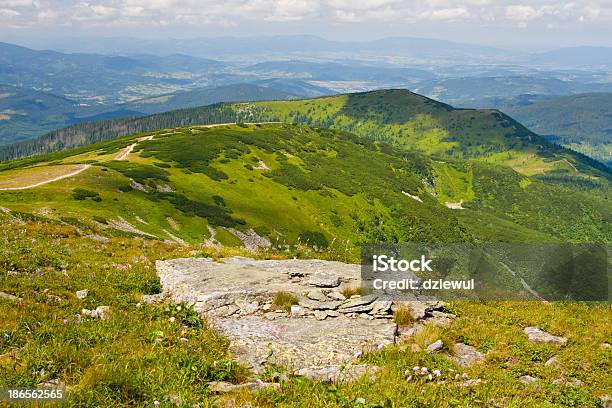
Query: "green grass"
272 291 299 312
1 215 609 407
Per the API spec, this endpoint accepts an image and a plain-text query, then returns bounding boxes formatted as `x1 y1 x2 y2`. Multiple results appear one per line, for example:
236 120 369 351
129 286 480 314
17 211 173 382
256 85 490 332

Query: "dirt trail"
0 165 91 191
0 123 278 191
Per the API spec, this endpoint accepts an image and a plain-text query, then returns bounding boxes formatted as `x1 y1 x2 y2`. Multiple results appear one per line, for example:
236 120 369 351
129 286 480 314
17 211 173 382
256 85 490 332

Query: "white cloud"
1 0 612 28
430 7 470 20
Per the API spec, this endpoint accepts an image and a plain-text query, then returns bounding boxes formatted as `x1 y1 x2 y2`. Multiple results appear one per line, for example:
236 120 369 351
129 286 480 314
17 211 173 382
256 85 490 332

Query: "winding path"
0 164 91 191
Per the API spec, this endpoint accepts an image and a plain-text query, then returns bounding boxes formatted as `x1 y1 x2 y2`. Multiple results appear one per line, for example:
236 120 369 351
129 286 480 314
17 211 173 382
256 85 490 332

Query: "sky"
1 0 612 50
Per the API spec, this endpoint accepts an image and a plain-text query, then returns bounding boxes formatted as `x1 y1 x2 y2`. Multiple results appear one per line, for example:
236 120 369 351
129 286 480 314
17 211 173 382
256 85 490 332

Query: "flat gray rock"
451 343 485 367
211 315 396 372
339 294 378 310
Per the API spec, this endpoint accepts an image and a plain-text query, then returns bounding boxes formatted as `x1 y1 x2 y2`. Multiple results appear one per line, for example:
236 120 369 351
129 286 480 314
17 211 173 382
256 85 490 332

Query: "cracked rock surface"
156 257 453 375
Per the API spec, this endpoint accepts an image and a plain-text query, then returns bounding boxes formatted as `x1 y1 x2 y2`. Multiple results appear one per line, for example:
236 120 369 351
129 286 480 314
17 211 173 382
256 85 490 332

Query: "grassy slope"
503 93 612 166
0 216 610 407
236 90 610 179
0 124 609 251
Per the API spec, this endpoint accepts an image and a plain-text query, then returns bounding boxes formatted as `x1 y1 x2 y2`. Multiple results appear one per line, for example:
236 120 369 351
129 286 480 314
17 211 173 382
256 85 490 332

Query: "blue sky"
1 0 611 49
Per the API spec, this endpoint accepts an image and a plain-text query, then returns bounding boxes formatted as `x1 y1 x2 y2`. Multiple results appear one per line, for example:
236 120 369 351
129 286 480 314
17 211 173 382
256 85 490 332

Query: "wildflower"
428 374 433 381
169 316 176 323
176 306 182 312
413 366 420 371
406 375 412 381
462 373 469 379
454 374 460 380
63 319 68 325
433 369 442 377
179 337 188 342
377 343 385 350
153 401 160 407
420 367 428 375
354 351 362 359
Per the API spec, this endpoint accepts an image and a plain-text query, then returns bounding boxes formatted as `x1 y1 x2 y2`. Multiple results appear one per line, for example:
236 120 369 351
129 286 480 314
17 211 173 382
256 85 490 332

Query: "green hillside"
503 93 612 166
4 90 608 181
0 124 609 253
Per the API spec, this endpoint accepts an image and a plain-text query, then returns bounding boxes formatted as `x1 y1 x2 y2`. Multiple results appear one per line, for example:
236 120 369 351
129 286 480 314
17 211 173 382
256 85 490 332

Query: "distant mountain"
247 60 435 83
531 47 612 67
15 35 514 63
0 85 80 145
0 83 307 146
413 76 612 108
503 93 612 166
118 83 299 115
0 42 225 104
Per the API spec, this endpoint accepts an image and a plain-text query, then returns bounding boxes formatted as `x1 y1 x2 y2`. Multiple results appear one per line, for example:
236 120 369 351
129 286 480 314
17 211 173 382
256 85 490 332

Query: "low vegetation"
0 215 610 407
272 291 299 313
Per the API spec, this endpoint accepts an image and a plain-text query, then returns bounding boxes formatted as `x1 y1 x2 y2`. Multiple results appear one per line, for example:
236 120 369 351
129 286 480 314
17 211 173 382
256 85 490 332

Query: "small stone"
397 323 424 338
520 375 539 384
601 343 611 349
141 294 164 304
552 377 583 387
600 395 611 408
308 272 340 288
208 304 240 318
426 339 444 353
291 305 305 316
76 289 89 299
262 303 272 311
339 294 378 310
327 291 346 301
165 393 182 407
451 343 485 367
545 356 558 367
307 289 328 302
359 313 374 320
460 379 483 387
0 292 21 302
96 306 111 320
81 308 97 318
524 327 567 345
314 311 328 320
369 300 392 315
325 310 340 317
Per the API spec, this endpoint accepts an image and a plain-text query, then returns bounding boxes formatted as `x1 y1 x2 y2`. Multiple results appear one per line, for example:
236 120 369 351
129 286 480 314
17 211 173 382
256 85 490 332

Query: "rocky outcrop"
155 257 455 377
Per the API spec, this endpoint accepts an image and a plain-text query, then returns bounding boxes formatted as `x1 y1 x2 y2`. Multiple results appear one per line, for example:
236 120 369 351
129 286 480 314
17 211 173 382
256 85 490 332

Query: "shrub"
93 216 108 225
272 291 298 312
393 306 415 326
340 286 363 299
72 188 102 201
